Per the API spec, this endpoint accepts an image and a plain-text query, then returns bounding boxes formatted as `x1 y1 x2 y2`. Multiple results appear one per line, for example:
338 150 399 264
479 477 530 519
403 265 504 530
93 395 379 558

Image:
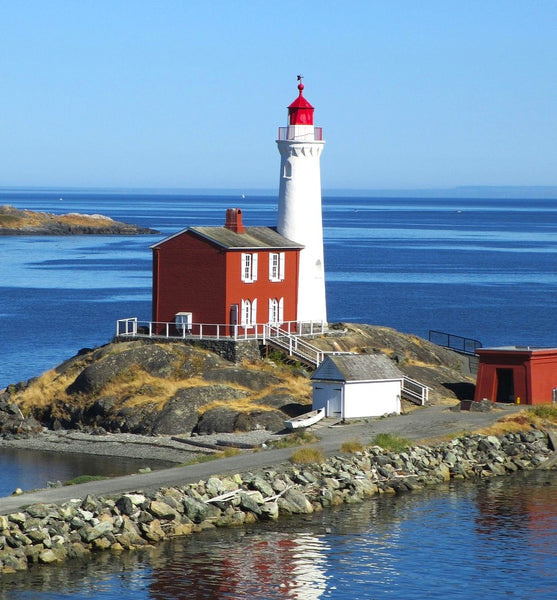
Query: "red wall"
474 348 557 405
152 232 227 326
224 250 299 326
152 230 300 333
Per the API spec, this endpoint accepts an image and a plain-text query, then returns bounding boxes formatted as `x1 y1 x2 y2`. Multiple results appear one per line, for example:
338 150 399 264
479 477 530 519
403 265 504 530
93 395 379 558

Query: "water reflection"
150 533 329 599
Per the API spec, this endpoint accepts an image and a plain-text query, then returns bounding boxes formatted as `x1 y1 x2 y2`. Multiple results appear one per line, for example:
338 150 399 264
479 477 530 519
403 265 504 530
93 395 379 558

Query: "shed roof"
311 354 404 383
151 226 304 251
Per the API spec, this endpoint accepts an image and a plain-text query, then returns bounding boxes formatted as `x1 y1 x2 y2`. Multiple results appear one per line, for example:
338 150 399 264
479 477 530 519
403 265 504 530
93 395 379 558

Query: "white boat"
284 408 325 430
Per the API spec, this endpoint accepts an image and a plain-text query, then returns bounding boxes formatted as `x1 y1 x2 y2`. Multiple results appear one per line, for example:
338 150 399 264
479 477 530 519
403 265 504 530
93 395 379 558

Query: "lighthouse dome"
288 79 314 125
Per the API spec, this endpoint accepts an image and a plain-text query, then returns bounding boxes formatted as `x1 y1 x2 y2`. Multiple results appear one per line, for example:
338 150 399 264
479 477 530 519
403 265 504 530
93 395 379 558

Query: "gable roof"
311 354 404 383
151 226 303 251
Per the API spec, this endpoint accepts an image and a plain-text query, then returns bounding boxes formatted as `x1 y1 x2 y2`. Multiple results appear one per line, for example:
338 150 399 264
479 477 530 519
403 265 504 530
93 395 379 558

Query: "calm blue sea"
2 190 557 388
0 189 556 598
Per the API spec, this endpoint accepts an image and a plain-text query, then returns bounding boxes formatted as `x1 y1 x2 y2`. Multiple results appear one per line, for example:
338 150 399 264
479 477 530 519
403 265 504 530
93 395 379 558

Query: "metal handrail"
429 330 482 355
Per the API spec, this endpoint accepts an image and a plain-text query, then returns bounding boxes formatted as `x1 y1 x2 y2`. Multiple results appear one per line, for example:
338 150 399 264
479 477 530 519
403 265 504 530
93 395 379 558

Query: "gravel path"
0 402 523 515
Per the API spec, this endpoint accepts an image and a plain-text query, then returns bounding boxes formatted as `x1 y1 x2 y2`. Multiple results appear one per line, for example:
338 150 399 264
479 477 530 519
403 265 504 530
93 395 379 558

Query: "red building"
151 208 302 335
474 346 557 405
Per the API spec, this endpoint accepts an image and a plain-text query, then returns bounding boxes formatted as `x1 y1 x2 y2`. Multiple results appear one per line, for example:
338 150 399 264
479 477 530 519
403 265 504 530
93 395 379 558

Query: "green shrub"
529 405 557 422
64 475 106 486
269 430 320 449
370 433 410 453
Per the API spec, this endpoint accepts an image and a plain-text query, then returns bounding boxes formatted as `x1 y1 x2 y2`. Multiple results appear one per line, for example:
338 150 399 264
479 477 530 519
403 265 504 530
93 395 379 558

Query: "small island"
0 205 158 235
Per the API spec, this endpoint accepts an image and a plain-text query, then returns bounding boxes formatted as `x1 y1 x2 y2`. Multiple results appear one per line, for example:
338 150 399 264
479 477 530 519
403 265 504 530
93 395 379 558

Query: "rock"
141 520 165 542
234 410 285 432
237 493 262 515
151 385 247 435
80 521 114 543
195 407 241 435
38 548 65 564
182 497 211 524
67 345 180 396
278 489 314 515
148 500 179 520
115 496 136 516
203 367 281 391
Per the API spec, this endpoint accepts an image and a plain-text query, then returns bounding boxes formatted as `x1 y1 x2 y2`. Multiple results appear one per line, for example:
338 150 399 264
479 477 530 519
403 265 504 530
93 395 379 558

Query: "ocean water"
2 190 557 388
0 189 556 598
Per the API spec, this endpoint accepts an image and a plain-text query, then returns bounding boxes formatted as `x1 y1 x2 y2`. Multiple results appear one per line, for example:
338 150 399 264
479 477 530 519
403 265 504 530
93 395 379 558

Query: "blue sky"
1 1 555 191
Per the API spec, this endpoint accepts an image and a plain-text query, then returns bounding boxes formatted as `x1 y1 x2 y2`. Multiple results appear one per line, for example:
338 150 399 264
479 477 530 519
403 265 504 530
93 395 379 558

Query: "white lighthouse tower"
276 77 327 325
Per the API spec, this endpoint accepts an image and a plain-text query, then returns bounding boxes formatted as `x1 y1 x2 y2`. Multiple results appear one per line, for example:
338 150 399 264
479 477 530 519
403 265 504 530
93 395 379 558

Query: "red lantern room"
288 76 314 125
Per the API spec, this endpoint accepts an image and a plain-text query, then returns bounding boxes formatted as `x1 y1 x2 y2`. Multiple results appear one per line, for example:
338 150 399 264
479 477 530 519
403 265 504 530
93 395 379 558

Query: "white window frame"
268 297 284 324
241 298 258 328
269 252 285 282
241 252 258 283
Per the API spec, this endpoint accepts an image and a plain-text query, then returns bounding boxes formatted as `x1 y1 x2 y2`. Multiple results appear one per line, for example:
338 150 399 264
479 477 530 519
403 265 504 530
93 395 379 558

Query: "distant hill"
0 205 158 235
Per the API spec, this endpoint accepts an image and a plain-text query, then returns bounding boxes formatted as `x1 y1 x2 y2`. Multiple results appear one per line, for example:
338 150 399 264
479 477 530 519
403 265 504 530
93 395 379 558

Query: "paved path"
0 404 521 515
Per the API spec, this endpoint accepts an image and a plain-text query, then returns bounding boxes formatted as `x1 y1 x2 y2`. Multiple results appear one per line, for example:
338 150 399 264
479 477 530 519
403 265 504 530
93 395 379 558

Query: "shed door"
496 368 515 403
314 386 341 417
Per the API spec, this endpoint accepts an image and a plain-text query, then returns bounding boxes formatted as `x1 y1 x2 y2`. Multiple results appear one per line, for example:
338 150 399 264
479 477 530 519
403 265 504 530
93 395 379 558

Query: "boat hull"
284 408 325 430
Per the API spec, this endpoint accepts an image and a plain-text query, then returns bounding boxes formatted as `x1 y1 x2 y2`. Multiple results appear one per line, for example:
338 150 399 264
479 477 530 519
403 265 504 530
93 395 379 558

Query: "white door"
314 385 342 417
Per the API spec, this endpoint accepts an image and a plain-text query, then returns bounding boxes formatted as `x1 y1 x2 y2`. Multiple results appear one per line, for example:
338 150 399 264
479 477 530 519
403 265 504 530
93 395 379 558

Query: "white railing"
277 126 323 141
116 318 326 342
262 323 354 367
263 324 326 366
402 377 429 406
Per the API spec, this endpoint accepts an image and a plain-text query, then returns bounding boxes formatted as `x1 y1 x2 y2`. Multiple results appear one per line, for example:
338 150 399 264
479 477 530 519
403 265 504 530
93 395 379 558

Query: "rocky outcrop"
0 429 553 573
2 325 478 438
2 340 310 437
311 323 477 402
0 205 157 235
0 398 41 437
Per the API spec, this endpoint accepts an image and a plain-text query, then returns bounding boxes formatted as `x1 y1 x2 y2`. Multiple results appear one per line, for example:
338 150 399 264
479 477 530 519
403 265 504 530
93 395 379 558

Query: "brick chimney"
224 208 245 234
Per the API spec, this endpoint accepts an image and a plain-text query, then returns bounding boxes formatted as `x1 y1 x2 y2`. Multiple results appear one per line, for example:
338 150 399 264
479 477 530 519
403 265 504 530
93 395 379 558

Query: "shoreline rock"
0 429 554 574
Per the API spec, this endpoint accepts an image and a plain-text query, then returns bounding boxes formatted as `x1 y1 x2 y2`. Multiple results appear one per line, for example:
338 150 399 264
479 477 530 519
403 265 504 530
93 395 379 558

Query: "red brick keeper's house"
151 208 303 336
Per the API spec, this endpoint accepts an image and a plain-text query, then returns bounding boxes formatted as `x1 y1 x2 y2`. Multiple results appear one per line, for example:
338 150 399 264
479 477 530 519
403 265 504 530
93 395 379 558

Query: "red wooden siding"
152 229 300 332
152 232 227 325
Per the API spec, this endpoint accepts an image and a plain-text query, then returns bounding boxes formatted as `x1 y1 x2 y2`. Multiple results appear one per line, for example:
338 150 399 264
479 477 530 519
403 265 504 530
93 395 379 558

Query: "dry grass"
478 406 557 436
340 439 365 453
289 447 324 464
198 397 277 415
100 369 208 411
13 369 74 410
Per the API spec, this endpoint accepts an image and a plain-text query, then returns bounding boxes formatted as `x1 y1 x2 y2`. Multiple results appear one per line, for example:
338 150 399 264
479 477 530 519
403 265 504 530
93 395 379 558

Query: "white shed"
311 354 404 419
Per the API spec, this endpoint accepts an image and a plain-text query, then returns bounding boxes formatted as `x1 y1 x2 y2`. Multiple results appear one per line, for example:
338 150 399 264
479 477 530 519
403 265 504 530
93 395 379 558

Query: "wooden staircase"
263 325 429 406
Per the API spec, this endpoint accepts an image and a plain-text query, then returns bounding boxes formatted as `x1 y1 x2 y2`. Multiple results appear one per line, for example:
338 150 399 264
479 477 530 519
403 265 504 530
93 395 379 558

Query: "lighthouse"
276 77 327 324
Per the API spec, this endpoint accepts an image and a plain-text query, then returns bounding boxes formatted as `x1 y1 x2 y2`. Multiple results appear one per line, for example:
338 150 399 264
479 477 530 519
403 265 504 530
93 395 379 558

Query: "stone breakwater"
0 429 553 574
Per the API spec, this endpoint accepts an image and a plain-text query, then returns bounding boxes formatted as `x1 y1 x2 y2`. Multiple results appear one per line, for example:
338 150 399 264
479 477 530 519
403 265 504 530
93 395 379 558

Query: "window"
241 253 258 283
283 160 292 179
269 252 285 282
268 297 284 324
241 298 257 327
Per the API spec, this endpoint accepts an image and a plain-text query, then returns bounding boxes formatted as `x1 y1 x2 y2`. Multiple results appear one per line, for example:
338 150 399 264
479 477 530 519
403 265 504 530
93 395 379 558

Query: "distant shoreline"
1 186 556 199
0 205 158 235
